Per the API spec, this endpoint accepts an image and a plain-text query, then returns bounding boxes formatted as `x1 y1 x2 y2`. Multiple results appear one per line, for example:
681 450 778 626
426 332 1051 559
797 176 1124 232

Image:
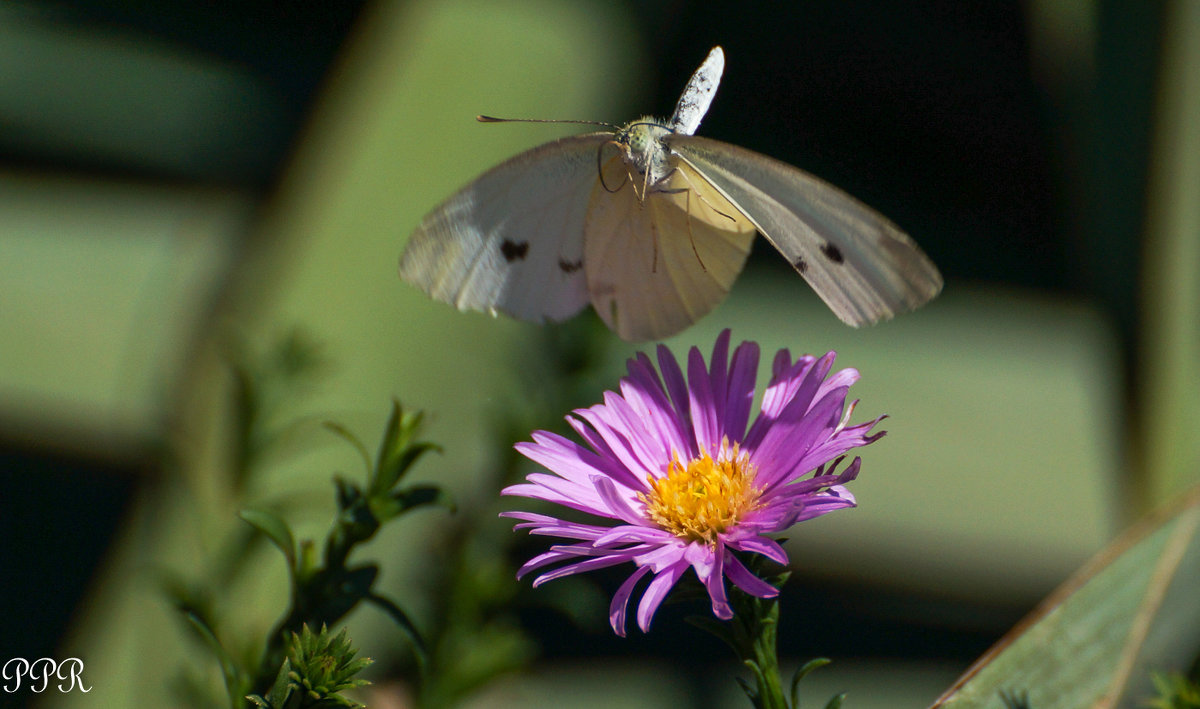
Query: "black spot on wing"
558 258 583 274
793 256 808 274
500 239 529 262
820 242 844 264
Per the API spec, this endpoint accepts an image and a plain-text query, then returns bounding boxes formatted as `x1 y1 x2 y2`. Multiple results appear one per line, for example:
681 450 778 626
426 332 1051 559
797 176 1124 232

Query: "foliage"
688 556 844 709
1147 673 1200 709
165 333 446 708
247 625 372 709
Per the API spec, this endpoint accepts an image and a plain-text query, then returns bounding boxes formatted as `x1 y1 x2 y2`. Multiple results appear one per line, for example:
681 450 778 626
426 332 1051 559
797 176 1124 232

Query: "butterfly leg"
653 165 741 272
667 165 739 223
681 189 709 271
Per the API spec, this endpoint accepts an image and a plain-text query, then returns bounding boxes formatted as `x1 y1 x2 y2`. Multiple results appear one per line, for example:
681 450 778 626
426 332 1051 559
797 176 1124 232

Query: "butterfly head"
613 116 675 195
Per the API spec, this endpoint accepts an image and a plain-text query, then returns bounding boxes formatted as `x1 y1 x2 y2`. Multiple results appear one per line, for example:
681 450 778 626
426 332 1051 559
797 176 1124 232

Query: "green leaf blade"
931 486 1200 709
240 508 297 571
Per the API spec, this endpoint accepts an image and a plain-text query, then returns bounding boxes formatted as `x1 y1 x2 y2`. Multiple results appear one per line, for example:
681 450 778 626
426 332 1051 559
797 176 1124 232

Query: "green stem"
731 591 788 709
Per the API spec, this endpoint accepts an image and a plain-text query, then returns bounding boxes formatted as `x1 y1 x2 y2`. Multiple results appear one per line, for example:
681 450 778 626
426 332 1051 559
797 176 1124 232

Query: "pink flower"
502 330 884 636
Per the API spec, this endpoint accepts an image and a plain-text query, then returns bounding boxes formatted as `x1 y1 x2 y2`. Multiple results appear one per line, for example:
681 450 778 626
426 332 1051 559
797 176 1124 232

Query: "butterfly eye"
627 125 648 153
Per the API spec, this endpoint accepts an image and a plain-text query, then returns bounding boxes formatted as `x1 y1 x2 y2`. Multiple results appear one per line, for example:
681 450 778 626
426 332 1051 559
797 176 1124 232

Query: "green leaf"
265 658 293 708
685 614 736 649
1147 672 1200 708
740 659 771 707
735 675 757 701
371 402 440 496
791 658 832 708
930 485 1200 708
334 476 364 513
240 508 297 571
286 625 372 709
375 441 440 495
323 421 373 477
365 592 430 672
370 485 453 523
246 658 293 709
183 611 245 708
372 401 410 494
794 658 832 682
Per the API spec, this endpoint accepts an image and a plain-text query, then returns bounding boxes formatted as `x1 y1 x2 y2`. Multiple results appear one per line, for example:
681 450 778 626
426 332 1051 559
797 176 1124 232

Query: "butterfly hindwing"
399 133 611 323
583 155 756 341
668 134 943 326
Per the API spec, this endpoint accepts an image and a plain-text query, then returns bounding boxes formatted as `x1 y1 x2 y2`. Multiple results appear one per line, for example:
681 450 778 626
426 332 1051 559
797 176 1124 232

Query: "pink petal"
593 475 649 526
688 543 731 620
723 339 760 441
610 565 652 637
532 551 644 586
601 389 671 475
751 388 847 490
656 343 694 450
687 345 719 453
636 562 688 632
727 535 789 565
724 554 780 599
633 539 690 572
573 405 656 484
621 362 690 459
707 329 731 430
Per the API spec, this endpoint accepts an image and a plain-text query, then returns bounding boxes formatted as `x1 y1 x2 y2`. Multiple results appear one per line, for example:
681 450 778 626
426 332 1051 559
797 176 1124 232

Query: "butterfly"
399 46 942 341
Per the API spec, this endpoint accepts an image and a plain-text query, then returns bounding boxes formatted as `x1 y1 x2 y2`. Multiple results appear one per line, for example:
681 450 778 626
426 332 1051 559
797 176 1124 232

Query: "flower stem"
730 586 788 709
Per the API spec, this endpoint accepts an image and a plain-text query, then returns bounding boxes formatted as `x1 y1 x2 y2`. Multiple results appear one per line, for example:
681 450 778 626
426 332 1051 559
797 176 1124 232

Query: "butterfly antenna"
477 115 620 130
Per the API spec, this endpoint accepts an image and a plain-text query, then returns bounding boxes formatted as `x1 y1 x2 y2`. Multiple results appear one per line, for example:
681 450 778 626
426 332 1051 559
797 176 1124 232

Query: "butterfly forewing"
399 133 611 323
669 46 724 136
667 134 943 326
584 156 756 341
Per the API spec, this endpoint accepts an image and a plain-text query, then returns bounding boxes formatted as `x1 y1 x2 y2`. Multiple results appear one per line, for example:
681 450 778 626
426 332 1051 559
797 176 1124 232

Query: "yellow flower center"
640 442 762 544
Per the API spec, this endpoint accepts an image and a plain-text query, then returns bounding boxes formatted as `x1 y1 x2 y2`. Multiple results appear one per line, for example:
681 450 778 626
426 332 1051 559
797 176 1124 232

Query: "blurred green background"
1 0 1197 707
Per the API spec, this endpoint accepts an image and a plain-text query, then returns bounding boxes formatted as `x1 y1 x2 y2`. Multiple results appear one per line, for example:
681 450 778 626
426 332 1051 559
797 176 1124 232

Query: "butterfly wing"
584 156 756 341
399 132 611 323
667 134 943 326
669 46 724 136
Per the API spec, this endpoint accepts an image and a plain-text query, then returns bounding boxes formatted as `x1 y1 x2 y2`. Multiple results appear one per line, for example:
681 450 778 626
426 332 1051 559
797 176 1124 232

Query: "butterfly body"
399 46 942 341
611 118 675 190
588 124 756 340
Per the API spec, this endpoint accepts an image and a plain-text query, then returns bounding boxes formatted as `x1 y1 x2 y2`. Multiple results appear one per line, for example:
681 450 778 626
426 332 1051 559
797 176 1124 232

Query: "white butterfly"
399 46 942 342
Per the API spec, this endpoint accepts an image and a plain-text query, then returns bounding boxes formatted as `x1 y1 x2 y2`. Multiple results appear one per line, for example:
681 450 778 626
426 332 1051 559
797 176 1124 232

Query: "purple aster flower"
501 330 884 636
